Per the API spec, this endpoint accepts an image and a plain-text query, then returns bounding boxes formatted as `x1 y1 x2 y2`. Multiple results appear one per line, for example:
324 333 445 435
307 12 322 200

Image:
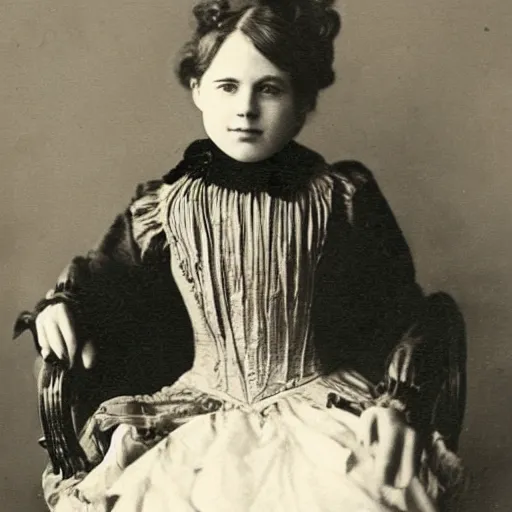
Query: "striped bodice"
159 170 336 403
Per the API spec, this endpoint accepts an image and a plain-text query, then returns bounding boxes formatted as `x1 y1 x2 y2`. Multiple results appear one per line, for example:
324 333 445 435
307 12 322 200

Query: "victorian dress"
16 139 465 511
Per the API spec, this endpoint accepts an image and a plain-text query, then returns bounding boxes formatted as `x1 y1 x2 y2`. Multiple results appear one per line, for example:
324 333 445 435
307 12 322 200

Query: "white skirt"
47 371 459 512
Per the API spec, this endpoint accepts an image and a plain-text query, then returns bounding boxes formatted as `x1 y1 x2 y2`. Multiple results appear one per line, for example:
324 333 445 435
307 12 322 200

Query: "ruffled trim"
163 138 327 199
129 181 169 261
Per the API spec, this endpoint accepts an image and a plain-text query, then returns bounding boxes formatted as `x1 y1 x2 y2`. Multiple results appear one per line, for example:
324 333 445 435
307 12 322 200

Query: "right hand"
357 406 421 490
35 299 95 369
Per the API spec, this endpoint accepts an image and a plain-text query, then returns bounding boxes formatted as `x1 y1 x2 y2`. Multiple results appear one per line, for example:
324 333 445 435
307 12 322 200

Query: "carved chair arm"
381 292 467 451
37 360 90 479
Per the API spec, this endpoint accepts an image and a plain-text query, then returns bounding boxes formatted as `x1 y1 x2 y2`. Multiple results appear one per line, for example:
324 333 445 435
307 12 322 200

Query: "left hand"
358 406 421 489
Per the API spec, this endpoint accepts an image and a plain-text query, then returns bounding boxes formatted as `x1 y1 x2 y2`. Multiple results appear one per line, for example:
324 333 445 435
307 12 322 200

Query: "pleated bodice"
159 168 336 403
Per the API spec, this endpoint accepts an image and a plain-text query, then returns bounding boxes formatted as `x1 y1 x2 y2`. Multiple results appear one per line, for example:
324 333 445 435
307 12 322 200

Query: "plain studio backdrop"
1 0 511 510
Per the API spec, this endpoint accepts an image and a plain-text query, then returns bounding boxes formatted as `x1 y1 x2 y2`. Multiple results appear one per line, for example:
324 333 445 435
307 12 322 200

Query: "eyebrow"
257 75 289 85
213 78 240 83
213 75 290 86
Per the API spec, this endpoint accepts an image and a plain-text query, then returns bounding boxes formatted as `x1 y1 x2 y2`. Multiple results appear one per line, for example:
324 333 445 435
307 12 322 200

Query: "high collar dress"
33 140 463 512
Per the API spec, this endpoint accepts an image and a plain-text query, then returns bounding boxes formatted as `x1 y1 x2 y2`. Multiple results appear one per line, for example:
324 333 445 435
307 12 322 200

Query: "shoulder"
131 179 166 203
326 160 392 210
329 160 378 191
288 143 376 193
129 179 167 226
128 179 169 258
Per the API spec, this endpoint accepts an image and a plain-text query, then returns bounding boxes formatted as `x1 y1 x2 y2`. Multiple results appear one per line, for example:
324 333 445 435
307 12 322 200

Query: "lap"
44 372 461 511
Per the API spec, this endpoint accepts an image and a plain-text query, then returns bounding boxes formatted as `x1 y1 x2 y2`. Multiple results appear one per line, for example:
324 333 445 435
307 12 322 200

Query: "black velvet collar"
163 138 326 198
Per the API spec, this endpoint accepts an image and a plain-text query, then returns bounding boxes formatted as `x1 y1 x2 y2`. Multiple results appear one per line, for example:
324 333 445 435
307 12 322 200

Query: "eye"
217 83 238 93
258 83 283 96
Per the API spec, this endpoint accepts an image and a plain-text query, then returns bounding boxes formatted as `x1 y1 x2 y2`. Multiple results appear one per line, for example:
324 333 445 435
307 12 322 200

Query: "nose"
236 88 259 119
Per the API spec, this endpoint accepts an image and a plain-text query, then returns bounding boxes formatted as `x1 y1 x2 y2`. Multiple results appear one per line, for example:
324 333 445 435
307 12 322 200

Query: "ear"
190 78 203 112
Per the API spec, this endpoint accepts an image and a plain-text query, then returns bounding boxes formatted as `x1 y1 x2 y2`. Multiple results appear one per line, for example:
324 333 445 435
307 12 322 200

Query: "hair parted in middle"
176 0 341 112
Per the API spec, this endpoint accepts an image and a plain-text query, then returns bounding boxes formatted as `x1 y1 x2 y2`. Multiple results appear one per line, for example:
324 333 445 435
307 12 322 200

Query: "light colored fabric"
160 169 339 403
52 371 442 512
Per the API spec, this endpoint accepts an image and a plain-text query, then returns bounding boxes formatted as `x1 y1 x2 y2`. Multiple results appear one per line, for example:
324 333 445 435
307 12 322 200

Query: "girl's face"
191 30 305 163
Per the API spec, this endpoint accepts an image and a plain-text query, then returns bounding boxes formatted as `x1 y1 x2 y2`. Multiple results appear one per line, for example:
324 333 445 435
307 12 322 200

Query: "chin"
234 152 269 163
221 144 272 164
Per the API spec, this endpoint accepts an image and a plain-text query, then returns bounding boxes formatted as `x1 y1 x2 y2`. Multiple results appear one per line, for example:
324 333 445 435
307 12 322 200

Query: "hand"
109 424 152 470
35 299 95 369
358 406 421 489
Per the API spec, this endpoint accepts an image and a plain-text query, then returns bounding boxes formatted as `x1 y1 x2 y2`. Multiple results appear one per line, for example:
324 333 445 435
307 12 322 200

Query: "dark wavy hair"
176 0 341 111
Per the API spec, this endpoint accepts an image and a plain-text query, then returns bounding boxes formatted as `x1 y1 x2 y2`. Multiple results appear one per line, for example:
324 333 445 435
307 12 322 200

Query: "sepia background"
1 0 511 509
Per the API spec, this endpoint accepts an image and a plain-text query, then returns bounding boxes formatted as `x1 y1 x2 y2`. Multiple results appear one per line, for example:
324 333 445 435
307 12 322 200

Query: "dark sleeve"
14 180 193 415
313 161 423 378
314 161 463 432
13 180 162 341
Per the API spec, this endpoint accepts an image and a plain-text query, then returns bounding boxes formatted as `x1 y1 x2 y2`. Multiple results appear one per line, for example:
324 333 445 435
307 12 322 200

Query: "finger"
55 306 77 368
358 407 378 450
33 355 44 380
45 318 68 361
373 410 404 487
405 477 438 512
35 314 51 359
388 347 405 382
400 349 415 386
81 340 96 369
395 427 418 488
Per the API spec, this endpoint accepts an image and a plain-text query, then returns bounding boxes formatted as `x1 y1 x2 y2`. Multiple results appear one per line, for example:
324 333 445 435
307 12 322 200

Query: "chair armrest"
431 307 467 452
37 360 91 479
380 292 467 451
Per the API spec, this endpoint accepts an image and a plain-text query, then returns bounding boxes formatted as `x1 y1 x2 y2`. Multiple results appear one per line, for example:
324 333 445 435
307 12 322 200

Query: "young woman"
17 1 465 510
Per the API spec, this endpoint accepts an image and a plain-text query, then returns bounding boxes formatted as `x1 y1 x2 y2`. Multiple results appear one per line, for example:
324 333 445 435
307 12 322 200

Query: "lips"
229 128 263 135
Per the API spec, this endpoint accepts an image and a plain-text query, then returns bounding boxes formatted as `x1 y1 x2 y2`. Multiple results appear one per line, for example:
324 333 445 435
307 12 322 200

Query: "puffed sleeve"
13 179 193 409
14 180 168 327
314 161 465 437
